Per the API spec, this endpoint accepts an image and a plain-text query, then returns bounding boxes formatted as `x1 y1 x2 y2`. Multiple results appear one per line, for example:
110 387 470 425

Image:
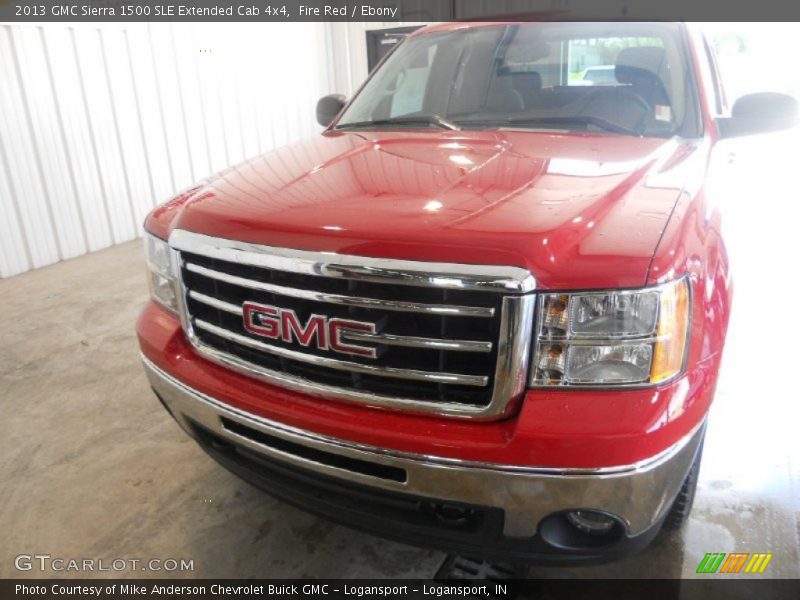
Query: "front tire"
662 432 705 530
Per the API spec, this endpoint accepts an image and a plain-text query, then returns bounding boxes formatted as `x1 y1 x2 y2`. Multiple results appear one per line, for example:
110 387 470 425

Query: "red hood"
151 130 706 290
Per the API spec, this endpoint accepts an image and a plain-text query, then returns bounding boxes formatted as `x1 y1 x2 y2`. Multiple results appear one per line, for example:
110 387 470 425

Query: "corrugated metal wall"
0 22 333 278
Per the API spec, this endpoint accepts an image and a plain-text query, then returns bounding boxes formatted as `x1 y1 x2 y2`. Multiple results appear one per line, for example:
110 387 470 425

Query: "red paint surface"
147 131 703 291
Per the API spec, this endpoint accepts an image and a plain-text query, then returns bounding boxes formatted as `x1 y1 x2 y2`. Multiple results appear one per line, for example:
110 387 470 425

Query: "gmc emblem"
242 301 377 359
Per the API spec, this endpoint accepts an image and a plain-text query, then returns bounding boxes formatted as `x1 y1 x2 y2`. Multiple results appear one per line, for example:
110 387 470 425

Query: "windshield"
336 22 699 138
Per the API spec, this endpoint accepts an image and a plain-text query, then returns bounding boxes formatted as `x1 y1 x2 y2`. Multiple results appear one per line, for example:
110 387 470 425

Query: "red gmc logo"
242 301 377 359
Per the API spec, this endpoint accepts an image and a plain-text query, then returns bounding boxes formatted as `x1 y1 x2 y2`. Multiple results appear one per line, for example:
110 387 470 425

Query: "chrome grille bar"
189 291 241 315
186 263 495 318
189 291 493 353
171 229 535 293
194 319 489 387
342 331 492 353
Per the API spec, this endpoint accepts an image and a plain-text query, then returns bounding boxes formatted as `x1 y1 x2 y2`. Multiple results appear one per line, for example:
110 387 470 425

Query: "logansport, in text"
16 583 505 597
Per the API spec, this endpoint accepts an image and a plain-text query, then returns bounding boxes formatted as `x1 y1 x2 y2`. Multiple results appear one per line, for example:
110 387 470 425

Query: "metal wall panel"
0 22 331 278
0 25 62 271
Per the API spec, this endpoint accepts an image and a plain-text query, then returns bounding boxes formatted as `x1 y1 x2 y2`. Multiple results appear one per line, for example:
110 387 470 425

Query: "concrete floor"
1 135 799 580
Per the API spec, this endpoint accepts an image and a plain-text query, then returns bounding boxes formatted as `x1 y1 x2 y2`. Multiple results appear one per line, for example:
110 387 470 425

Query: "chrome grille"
170 230 535 420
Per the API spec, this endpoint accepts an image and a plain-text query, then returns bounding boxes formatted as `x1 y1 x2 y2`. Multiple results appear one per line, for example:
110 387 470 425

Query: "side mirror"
718 92 800 138
316 94 347 127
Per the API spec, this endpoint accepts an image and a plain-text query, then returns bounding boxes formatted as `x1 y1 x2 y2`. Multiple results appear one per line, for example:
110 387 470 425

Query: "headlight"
530 278 690 387
144 233 178 313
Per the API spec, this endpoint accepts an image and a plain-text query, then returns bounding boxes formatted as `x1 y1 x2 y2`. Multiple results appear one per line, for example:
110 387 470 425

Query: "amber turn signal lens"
650 278 690 383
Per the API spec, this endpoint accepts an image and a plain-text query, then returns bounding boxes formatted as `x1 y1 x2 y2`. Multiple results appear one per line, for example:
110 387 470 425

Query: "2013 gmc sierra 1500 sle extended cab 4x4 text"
136 21 798 563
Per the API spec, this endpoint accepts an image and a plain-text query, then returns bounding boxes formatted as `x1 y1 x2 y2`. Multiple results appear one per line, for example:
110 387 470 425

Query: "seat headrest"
507 71 543 94
615 47 666 85
515 71 542 92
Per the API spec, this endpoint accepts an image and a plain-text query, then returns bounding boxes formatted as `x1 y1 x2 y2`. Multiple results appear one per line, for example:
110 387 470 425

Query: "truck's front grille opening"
171 233 533 416
219 417 407 483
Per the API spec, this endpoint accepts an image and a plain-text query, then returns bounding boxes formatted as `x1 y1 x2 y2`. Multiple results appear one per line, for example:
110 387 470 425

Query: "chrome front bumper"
143 355 704 539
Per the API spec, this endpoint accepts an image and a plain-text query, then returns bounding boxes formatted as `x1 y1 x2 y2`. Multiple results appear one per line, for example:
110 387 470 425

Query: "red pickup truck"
137 22 798 563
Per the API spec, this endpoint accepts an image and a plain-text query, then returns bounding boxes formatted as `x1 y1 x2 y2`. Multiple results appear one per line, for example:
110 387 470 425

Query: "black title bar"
3 579 800 600
3 0 800 22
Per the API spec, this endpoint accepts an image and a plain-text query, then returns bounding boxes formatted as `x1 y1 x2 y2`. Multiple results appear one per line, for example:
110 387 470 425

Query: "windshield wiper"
335 114 461 131
461 115 641 137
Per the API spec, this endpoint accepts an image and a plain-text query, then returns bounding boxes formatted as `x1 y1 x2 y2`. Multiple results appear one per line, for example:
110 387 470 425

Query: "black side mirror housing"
718 92 800 138
316 94 347 128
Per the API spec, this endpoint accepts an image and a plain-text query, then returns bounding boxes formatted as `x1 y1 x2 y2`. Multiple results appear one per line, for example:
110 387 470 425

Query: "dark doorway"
366 26 423 72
